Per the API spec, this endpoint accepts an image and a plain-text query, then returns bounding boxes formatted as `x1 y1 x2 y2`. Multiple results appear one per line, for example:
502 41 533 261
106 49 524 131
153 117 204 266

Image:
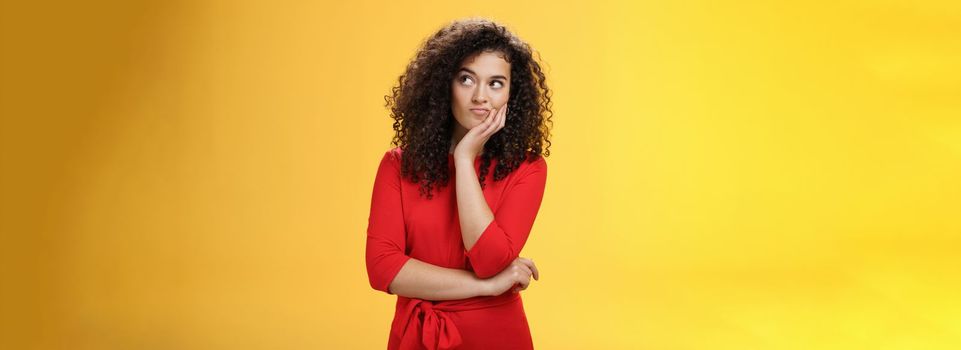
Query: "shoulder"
516 153 547 176
527 153 547 168
382 146 404 163
376 147 404 174
530 153 547 167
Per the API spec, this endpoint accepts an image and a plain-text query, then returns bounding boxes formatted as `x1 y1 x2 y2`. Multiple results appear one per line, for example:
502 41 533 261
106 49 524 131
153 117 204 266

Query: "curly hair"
384 18 553 200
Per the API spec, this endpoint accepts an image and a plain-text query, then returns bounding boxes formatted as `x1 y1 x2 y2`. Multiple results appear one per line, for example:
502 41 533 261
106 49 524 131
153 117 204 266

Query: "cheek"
494 89 510 104
451 87 469 104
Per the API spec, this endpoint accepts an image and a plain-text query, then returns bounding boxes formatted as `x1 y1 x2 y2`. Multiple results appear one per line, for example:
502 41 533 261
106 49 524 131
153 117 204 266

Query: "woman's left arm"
452 104 548 279
454 156 547 279
454 156 494 250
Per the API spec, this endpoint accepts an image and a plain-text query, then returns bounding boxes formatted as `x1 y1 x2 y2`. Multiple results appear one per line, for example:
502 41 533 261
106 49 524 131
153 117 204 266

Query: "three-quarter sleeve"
465 157 547 279
365 150 412 294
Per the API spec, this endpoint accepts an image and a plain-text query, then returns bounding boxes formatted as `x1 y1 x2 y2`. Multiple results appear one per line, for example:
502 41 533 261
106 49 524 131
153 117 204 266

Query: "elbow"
367 265 400 295
464 220 521 279
367 275 385 293
366 253 411 295
365 267 388 294
467 248 517 279
366 266 389 294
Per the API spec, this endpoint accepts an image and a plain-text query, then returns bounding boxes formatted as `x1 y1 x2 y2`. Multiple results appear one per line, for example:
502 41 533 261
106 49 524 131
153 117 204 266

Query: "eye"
458 75 475 86
490 80 504 89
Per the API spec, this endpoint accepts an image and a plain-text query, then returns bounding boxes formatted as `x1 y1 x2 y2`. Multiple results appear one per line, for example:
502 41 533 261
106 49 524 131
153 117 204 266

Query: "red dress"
366 147 548 350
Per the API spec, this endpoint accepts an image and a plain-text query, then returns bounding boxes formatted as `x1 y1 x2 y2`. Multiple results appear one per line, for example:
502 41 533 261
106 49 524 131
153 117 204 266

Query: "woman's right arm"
389 256 538 300
387 258 489 300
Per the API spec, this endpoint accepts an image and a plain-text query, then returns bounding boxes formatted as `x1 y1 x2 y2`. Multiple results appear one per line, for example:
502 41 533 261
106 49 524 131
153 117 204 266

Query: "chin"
453 117 477 129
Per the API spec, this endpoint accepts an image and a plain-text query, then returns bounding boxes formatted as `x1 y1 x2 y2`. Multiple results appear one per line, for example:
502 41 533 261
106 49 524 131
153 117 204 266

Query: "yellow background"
2 0 959 349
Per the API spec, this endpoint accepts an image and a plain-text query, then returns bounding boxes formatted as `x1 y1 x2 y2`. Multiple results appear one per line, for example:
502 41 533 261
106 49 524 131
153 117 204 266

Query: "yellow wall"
2 0 959 349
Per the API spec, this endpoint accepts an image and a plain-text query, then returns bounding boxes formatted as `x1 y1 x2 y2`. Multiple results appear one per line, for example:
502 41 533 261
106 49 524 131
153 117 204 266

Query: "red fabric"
366 147 547 349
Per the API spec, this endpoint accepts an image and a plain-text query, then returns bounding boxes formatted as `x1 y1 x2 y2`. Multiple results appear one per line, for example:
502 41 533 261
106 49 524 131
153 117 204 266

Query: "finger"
517 258 538 281
493 104 506 133
479 108 498 135
500 104 507 129
495 104 506 132
513 265 532 283
475 108 496 131
514 264 531 278
518 276 531 290
515 271 531 286
529 259 539 281
482 107 504 139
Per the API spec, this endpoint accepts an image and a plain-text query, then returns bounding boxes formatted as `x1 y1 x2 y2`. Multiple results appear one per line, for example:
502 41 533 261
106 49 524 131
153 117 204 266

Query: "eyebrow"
457 68 508 81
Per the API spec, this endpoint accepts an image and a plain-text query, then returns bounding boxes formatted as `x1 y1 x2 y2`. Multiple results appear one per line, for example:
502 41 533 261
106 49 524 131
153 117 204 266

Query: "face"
450 50 511 131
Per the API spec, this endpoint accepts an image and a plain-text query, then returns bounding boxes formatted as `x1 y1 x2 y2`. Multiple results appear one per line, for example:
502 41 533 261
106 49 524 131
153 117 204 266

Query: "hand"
483 256 540 296
453 102 508 161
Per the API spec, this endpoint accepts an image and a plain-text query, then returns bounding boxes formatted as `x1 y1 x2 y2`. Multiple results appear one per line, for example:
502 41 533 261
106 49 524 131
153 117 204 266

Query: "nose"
471 86 488 104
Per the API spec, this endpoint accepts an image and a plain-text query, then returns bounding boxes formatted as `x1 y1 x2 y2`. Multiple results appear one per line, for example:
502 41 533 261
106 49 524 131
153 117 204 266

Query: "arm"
455 156 548 279
365 150 491 300
388 258 491 300
454 156 494 251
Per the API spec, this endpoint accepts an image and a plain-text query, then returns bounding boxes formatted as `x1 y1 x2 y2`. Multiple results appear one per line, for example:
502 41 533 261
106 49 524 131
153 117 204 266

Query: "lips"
469 108 490 117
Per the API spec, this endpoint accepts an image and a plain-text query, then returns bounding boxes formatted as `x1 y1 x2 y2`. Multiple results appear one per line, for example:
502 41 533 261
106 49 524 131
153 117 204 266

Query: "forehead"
459 51 511 77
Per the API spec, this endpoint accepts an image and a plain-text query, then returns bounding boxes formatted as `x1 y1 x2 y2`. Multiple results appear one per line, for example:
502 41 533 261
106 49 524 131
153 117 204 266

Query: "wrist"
474 276 493 297
453 152 475 162
454 156 477 169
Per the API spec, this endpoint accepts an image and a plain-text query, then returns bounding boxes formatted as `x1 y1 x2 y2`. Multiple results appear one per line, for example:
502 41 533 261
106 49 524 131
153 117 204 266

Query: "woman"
366 18 553 350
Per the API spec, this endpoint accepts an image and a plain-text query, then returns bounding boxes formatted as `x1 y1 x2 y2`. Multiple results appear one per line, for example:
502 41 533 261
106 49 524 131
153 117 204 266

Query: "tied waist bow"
394 292 520 350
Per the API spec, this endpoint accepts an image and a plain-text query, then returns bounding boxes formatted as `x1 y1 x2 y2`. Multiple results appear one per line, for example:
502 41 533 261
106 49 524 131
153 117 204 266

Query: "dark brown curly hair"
385 18 553 200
